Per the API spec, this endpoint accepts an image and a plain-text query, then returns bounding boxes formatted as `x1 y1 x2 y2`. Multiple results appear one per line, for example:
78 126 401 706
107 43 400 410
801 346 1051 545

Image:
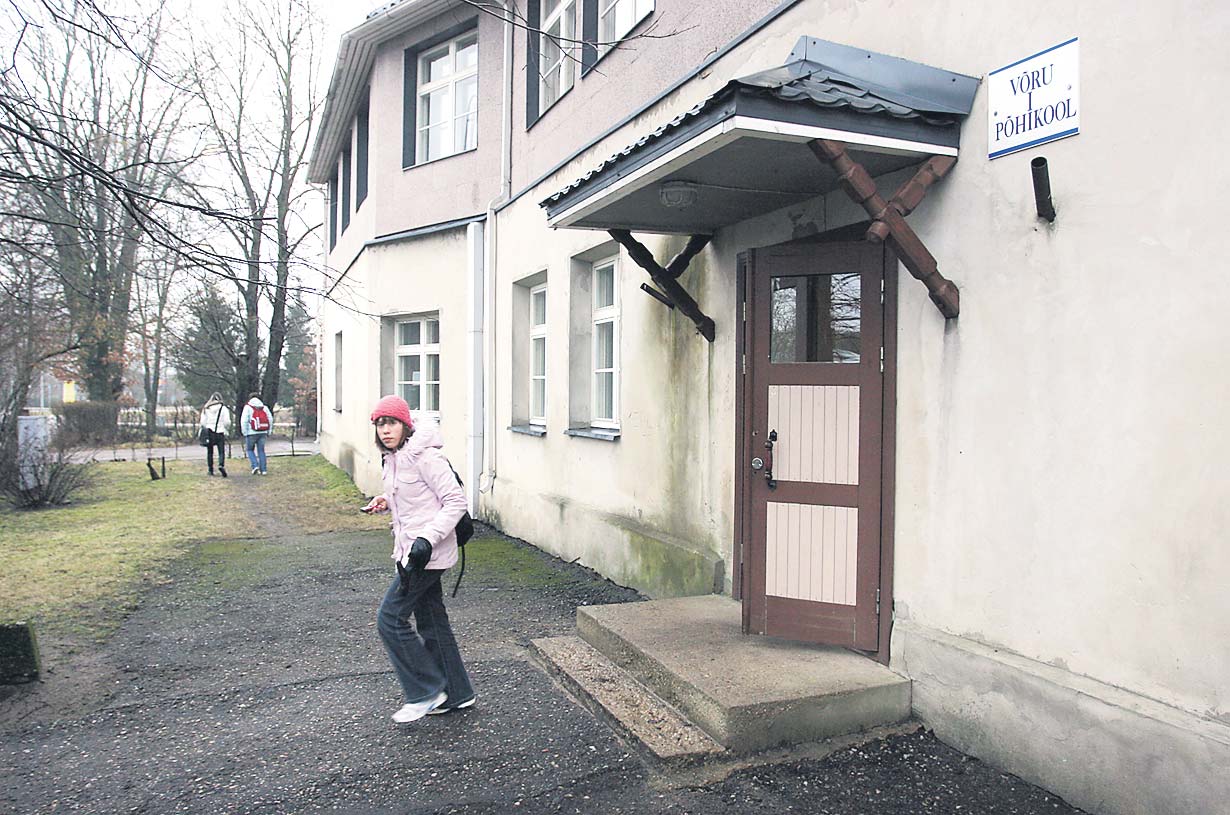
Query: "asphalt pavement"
1 517 1086 814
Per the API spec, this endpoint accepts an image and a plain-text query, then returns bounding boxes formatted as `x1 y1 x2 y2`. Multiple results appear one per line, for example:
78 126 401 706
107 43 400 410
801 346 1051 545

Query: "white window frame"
416 32 478 164
333 331 343 412
395 316 442 420
539 0 576 113
598 0 653 54
591 256 619 428
529 284 548 425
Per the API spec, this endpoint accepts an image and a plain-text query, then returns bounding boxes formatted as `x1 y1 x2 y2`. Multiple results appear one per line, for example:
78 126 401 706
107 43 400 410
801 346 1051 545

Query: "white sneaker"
427 695 476 715
391 691 447 724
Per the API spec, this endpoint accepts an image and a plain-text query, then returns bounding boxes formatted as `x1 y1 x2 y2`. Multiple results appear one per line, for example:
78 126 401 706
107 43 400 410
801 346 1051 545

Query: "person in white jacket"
198 393 231 477
240 392 272 475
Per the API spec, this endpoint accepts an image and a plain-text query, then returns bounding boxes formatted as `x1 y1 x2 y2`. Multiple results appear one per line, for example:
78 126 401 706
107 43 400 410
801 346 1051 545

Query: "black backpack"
446 460 473 597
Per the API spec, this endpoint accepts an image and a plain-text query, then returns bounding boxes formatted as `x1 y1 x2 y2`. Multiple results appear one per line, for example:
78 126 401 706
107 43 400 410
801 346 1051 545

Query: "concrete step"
529 635 726 767
576 595 912 753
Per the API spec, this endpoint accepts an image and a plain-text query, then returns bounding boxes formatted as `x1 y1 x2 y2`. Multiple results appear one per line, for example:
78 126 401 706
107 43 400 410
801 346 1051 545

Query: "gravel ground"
1 479 1087 814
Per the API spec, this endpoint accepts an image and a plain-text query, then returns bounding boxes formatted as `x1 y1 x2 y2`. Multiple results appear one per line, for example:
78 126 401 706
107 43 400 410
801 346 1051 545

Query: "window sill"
509 424 547 437
565 426 620 442
402 146 477 172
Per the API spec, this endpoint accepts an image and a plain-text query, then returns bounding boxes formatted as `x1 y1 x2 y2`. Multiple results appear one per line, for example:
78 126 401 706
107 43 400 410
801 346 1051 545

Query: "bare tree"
1 1 193 402
131 238 185 434
188 0 323 414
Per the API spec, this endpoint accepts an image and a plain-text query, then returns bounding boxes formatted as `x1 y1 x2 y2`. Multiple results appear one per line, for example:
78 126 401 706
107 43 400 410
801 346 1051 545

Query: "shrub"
53 401 120 446
0 441 95 509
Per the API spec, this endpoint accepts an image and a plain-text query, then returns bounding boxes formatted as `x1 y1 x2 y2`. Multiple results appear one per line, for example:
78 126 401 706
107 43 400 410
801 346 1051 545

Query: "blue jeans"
244 434 267 472
377 570 474 705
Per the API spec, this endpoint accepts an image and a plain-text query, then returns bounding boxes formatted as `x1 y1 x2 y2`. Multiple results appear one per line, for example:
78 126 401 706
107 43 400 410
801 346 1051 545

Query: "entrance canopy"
541 37 979 234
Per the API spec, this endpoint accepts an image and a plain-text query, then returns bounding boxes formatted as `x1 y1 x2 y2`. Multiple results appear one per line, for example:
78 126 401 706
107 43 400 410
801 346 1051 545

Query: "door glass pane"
426 320 440 344
594 321 614 369
770 273 861 363
594 263 615 308
399 322 420 346
532 337 546 376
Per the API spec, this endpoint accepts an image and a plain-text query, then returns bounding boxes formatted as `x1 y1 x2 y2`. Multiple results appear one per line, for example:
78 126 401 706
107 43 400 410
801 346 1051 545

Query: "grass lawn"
0 454 385 640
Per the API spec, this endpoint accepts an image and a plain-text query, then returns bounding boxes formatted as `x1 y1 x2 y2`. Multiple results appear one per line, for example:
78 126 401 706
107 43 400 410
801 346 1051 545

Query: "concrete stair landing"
535 595 911 756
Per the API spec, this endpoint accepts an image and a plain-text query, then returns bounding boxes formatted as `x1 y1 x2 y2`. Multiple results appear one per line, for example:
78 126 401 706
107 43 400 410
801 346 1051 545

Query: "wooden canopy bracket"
608 229 716 341
808 139 960 319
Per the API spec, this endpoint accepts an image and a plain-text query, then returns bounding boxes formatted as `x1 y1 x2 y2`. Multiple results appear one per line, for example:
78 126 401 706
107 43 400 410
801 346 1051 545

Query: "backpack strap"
451 547 465 598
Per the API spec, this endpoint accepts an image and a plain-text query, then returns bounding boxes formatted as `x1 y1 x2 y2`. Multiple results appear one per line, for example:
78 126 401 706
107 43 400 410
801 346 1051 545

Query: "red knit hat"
370 394 413 428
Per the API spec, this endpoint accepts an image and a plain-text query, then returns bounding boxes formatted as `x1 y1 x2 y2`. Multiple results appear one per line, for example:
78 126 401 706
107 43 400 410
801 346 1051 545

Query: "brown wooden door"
742 241 886 649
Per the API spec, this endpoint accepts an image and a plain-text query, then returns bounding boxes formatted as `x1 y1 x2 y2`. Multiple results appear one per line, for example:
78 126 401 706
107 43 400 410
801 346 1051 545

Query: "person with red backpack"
240 392 272 475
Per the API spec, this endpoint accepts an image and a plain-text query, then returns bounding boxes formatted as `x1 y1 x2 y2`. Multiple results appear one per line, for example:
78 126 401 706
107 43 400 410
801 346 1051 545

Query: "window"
417 32 478 163
340 145 352 232
356 97 369 208
530 285 547 425
396 316 441 417
333 331 343 412
328 172 338 250
591 257 619 427
597 0 653 53
539 0 576 112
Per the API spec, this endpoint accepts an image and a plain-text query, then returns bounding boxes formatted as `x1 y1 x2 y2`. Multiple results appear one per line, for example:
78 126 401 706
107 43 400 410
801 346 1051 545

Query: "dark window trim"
356 93 370 208
525 0 541 128
328 172 338 250
580 0 597 75
403 18 480 169
340 144 352 232
402 49 418 168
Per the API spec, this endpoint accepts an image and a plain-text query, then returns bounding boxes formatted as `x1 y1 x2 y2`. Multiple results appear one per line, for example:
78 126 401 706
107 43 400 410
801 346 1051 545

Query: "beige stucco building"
310 2 1230 812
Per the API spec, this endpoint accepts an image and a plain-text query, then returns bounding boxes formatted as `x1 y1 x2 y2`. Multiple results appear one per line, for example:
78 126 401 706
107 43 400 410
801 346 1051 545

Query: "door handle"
764 429 777 490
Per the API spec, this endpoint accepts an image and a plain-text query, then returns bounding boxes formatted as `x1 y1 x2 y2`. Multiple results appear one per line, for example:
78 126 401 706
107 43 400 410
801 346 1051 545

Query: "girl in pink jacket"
362 395 475 723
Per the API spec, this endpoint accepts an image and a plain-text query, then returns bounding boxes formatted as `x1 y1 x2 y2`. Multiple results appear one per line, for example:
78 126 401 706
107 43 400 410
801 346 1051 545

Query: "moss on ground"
463 534 588 588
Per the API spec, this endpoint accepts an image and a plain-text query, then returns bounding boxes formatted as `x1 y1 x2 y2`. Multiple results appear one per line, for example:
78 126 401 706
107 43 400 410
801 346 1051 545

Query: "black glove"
396 537 433 596
408 537 433 570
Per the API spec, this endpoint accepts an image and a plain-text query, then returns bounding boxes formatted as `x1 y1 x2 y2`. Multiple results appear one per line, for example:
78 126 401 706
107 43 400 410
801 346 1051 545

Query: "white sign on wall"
987 37 1079 159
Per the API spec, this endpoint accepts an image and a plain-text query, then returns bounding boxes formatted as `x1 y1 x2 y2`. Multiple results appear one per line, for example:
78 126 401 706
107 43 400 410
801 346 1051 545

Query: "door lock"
751 457 764 471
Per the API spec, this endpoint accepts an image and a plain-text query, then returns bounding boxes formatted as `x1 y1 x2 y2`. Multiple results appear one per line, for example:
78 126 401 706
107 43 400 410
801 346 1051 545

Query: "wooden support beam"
808 139 960 319
608 229 716 342
666 234 712 279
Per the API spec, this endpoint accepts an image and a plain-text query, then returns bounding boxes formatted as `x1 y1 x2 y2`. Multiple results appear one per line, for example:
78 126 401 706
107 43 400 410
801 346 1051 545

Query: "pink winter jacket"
378 425 468 570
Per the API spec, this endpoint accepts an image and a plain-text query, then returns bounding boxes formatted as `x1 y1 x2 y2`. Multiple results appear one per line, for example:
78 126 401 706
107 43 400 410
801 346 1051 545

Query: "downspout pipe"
477 0 514 507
